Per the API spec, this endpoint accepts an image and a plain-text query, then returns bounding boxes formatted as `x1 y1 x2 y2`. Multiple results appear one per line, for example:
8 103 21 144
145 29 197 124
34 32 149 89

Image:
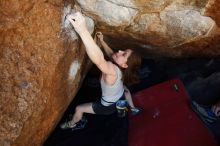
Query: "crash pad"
129 79 217 146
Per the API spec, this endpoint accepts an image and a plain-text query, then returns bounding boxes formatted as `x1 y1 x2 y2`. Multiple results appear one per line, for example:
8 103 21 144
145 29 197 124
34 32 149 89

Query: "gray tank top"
100 66 124 106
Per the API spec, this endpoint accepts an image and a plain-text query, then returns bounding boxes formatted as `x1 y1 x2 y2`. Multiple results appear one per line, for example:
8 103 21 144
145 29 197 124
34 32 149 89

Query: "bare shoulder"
102 62 118 85
105 61 117 76
97 61 117 76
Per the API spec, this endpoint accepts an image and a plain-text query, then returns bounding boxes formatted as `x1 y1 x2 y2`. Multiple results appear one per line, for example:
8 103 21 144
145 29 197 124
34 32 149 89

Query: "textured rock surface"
77 0 220 57
0 0 220 146
0 1 92 146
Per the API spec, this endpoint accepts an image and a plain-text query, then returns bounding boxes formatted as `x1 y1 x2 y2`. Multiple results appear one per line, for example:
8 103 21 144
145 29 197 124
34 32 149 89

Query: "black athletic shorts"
92 93 125 115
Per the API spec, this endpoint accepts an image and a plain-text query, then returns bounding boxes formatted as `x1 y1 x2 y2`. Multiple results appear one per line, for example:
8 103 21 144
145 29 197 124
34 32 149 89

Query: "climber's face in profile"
112 49 133 68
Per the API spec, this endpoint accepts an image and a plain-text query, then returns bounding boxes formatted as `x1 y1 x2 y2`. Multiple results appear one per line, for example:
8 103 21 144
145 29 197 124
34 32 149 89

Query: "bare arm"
96 32 113 58
67 13 115 75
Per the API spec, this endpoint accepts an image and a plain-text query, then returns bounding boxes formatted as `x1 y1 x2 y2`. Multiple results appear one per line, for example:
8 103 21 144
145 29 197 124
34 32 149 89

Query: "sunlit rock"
76 0 138 26
0 1 92 146
77 0 219 56
0 0 220 146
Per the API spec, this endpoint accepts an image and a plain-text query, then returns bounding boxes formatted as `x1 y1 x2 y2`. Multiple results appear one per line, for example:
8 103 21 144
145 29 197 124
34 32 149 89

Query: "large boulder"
77 0 220 57
0 1 93 146
0 0 220 146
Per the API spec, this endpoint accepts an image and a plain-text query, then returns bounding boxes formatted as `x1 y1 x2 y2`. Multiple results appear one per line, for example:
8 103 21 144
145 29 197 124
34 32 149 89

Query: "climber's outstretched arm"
67 12 115 76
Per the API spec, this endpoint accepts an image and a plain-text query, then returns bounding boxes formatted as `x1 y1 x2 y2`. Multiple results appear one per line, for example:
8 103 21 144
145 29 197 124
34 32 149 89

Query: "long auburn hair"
121 51 141 86
111 50 141 86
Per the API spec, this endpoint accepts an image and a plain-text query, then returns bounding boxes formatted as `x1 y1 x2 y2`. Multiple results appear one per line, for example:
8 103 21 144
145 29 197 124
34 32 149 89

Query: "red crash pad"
129 79 217 146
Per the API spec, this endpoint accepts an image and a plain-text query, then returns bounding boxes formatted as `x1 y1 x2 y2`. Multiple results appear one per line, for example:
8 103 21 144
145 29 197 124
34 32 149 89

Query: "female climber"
60 12 142 130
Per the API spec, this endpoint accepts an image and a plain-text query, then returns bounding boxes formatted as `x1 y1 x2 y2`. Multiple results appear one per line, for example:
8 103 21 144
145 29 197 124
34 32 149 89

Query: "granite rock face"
0 1 92 146
77 0 220 57
0 0 220 146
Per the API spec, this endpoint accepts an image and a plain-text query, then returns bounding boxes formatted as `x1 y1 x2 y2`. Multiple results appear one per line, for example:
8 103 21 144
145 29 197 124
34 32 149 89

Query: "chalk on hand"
62 5 94 41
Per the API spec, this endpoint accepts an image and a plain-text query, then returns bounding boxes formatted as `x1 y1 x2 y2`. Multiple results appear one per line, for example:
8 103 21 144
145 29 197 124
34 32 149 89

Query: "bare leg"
124 91 135 108
124 85 135 108
124 85 143 115
71 102 95 124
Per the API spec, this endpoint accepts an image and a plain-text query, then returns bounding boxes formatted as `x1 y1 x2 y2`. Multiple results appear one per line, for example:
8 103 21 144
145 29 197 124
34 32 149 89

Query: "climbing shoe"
60 116 88 131
60 120 75 130
131 107 143 116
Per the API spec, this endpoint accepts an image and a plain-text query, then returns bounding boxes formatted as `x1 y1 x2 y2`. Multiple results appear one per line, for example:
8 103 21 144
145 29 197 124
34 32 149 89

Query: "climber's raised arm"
96 32 113 58
67 12 115 75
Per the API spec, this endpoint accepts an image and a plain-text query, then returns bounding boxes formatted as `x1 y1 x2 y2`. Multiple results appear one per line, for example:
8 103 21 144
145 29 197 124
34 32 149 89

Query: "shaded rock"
205 0 220 27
